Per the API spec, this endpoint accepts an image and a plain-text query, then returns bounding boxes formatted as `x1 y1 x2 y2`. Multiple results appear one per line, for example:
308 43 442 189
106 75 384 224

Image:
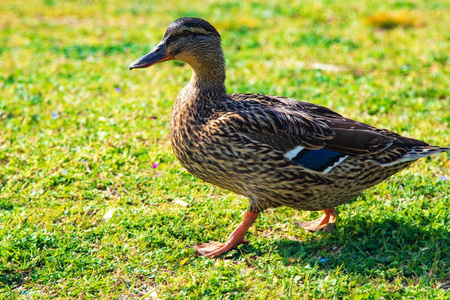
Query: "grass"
366 11 423 29
0 0 449 298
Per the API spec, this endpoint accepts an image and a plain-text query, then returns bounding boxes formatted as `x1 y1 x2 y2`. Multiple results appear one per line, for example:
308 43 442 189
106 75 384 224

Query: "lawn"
1 0 449 298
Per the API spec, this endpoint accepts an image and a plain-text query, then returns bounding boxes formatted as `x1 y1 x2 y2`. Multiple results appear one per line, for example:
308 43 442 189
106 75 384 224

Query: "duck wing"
208 94 447 173
227 93 411 154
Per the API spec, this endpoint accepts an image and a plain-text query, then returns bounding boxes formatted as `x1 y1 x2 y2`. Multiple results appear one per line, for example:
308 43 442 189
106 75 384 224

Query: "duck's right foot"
295 208 336 232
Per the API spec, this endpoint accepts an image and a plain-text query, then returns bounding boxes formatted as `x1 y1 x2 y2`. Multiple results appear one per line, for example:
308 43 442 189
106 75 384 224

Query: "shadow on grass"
245 214 449 283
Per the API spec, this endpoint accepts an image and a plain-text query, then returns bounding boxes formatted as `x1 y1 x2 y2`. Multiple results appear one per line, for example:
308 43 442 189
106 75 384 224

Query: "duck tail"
380 145 450 166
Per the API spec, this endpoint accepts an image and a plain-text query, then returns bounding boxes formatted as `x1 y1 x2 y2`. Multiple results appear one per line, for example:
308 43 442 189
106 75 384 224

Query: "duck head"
129 17 224 72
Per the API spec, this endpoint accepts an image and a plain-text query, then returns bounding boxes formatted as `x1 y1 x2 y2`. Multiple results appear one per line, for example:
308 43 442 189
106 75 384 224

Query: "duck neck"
188 51 227 96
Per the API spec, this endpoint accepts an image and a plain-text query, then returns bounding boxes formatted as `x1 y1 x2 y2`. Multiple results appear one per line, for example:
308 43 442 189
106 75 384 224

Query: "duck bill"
129 42 174 70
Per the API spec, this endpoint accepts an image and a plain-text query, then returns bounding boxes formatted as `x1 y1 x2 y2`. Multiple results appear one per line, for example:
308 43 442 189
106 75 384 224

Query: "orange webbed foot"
296 208 336 232
193 239 249 257
193 211 258 258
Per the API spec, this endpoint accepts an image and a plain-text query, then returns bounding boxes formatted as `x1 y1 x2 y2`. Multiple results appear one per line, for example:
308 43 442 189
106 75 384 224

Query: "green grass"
1 0 449 298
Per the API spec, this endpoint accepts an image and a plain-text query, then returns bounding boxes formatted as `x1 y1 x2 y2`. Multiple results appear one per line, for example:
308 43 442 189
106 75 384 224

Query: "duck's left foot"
296 208 336 232
193 239 249 257
193 211 259 257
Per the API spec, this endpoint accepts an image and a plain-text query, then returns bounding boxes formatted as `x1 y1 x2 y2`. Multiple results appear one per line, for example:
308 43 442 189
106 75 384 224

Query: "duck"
129 17 450 257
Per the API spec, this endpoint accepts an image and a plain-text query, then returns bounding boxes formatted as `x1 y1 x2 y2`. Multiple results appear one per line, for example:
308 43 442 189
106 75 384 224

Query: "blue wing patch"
288 148 349 173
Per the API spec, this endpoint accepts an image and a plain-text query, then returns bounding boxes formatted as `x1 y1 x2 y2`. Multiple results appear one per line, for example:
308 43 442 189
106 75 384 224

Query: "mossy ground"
0 0 449 298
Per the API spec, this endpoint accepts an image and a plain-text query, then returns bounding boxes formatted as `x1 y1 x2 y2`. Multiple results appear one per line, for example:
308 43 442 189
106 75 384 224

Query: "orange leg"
296 208 336 232
194 211 259 257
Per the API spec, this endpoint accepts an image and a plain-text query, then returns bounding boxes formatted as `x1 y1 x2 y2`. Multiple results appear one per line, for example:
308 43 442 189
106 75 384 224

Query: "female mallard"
129 17 449 257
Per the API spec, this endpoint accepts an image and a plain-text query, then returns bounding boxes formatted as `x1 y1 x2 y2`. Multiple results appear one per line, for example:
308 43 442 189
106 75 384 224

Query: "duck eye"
181 30 191 37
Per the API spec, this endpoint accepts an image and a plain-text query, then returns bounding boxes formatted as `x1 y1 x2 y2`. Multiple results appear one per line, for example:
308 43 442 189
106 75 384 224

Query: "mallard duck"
129 17 450 257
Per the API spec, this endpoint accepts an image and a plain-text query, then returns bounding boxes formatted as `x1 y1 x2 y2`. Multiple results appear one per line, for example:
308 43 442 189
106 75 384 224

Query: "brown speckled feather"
169 88 449 213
